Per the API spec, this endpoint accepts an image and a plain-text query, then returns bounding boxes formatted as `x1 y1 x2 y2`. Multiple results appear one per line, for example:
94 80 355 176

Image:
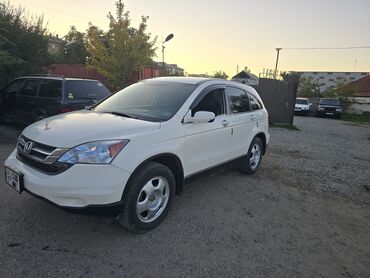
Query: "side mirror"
184 111 215 124
309 103 312 106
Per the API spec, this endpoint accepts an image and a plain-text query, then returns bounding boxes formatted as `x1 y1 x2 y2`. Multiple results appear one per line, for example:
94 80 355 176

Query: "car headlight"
58 140 129 164
336 108 342 112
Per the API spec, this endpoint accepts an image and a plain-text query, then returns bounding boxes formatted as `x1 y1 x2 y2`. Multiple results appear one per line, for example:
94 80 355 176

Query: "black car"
0 75 111 124
317 98 342 119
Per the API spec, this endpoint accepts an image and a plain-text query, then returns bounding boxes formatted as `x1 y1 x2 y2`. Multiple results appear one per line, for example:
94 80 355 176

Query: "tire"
118 162 175 233
238 137 263 175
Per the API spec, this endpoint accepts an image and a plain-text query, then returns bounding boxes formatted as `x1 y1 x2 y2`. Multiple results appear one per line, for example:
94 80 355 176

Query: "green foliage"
270 123 300 131
341 113 370 125
86 0 157 89
213 70 228 79
0 1 50 88
53 26 88 64
297 76 322 97
280 71 301 84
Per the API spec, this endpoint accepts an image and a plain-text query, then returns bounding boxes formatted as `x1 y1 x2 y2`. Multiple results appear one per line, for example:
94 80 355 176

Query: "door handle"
250 114 256 121
221 120 230 127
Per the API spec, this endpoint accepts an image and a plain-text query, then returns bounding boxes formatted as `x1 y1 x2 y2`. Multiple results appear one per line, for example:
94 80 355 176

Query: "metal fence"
252 78 297 124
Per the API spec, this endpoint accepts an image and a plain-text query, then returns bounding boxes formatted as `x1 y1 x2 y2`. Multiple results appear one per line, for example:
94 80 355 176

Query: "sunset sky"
9 0 370 77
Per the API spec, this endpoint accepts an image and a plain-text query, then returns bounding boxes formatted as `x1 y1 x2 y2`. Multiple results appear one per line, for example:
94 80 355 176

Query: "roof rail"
28 74 65 79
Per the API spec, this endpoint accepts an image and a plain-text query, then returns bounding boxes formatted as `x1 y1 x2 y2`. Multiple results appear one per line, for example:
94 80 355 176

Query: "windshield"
320 99 340 106
65 80 111 100
93 81 196 122
296 99 308 105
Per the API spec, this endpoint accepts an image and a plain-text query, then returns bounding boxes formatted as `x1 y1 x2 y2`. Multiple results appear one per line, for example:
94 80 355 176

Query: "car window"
38 80 63 99
93 81 195 122
65 80 110 100
3 79 25 94
249 94 262 110
320 99 340 106
192 89 224 116
19 79 41 97
226 87 250 113
296 99 308 105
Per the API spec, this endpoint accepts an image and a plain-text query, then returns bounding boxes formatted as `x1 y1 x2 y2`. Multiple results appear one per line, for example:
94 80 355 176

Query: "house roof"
232 71 258 80
348 75 370 97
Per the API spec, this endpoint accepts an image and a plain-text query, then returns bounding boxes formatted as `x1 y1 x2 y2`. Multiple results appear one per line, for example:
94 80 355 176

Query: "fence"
252 78 297 124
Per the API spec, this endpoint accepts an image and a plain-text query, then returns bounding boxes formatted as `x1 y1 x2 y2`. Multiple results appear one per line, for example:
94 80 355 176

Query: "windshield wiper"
105 111 137 119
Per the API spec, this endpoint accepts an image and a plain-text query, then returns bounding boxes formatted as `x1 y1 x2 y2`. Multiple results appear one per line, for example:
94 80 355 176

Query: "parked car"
0 75 111 124
295 97 311 115
5 77 270 233
317 98 342 118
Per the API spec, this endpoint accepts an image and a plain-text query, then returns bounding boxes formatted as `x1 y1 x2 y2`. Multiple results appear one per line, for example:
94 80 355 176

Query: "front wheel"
118 162 175 233
238 137 263 175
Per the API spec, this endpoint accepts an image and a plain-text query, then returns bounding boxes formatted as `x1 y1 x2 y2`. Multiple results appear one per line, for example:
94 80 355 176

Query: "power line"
20 0 107 24
282 46 370 50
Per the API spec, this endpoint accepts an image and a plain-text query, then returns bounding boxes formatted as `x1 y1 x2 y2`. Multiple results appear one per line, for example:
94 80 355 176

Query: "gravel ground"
0 117 370 277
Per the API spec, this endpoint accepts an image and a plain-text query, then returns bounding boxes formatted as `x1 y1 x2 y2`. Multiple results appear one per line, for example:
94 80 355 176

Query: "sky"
9 0 370 77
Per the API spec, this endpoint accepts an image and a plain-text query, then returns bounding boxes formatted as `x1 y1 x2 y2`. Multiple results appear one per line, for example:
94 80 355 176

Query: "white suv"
4 77 270 233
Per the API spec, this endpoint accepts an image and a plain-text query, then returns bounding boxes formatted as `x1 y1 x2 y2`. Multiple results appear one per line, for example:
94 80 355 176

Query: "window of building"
38 80 63 99
327 72 333 75
19 79 41 97
226 87 250 114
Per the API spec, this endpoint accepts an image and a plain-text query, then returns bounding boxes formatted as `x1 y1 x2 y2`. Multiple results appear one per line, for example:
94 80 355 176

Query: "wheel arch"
122 153 185 201
255 132 267 155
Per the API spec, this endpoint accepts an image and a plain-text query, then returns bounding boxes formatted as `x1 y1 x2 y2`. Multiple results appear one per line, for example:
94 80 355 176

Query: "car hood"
22 110 160 148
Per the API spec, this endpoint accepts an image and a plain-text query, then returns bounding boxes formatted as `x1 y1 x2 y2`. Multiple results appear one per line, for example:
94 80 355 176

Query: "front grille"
17 152 72 175
16 135 70 175
324 107 336 112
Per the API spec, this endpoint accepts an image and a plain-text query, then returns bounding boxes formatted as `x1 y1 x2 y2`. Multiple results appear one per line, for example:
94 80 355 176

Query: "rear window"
320 99 340 106
64 80 110 100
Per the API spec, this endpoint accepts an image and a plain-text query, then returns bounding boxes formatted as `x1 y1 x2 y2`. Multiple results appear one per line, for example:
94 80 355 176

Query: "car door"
183 86 232 176
16 79 41 123
37 79 63 119
226 86 255 159
0 78 26 120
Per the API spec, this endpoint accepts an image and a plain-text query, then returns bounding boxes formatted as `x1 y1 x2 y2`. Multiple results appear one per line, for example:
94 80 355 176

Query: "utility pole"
274 48 282 79
237 65 239 74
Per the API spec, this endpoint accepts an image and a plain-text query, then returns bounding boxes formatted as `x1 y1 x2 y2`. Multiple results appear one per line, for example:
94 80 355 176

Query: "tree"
213 70 228 79
280 71 301 84
297 76 322 98
0 1 50 88
54 26 88 64
86 0 157 89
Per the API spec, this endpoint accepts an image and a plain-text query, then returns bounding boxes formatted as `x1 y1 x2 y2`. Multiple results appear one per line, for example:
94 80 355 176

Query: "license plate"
326 112 334 115
5 167 23 193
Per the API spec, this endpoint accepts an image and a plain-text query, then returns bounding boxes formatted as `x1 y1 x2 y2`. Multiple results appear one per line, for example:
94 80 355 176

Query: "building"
231 71 259 86
296 71 369 93
48 36 64 54
155 62 184 76
165 63 184 76
346 75 370 115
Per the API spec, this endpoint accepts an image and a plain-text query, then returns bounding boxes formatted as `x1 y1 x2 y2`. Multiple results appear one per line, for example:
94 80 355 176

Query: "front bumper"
4 149 131 208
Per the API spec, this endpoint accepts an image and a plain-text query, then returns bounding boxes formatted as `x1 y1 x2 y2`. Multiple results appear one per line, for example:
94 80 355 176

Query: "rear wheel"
238 137 263 175
118 162 175 233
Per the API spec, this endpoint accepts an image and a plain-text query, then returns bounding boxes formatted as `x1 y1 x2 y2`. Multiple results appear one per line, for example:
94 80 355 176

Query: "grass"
341 113 370 125
368 136 370 141
270 123 300 131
